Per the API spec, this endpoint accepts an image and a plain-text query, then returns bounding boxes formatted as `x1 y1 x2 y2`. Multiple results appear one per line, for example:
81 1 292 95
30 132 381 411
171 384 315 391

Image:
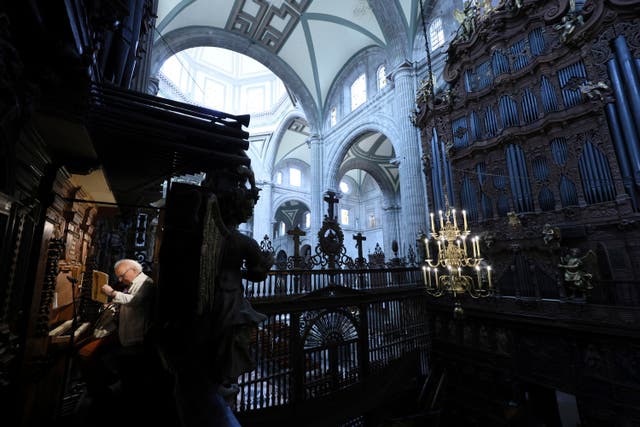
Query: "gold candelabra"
422 202 492 298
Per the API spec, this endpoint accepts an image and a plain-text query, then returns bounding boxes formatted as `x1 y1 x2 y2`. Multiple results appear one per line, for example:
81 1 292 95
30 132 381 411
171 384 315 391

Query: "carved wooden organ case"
416 0 640 288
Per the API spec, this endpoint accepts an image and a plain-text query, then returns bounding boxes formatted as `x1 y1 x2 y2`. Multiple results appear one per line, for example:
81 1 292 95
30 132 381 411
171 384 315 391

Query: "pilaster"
389 63 428 249
309 134 324 247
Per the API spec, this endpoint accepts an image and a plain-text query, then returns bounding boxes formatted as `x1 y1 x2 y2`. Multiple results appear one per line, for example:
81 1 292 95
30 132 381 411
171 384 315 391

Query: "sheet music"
91 270 109 303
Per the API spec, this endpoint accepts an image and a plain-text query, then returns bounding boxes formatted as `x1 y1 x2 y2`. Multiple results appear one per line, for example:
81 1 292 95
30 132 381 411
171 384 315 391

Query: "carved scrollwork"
542 1 565 22
591 29 615 65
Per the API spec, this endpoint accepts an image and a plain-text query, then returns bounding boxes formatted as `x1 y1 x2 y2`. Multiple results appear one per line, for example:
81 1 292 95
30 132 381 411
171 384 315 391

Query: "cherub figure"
416 78 434 105
558 248 596 298
435 88 454 108
507 211 522 229
554 12 584 43
542 223 560 245
506 0 523 11
480 230 495 249
453 1 479 41
578 80 609 101
157 164 274 424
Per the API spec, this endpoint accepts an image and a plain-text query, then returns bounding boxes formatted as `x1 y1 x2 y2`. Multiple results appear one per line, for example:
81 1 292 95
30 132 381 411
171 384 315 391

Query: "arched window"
429 18 445 50
339 181 350 194
304 212 311 229
276 171 283 185
340 208 350 225
377 65 387 90
278 221 286 237
351 73 367 111
289 167 301 187
330 106 337 126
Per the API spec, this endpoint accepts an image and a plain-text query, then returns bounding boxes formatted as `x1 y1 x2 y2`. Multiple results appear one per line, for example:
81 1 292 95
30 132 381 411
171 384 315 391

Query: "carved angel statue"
200 165 273 383
578 80 609 101
157 164 274 424
558 247 596 297
506 0 523 11
416 77 434 105
542 223 560 245
554 11 584 43
435 88 454 107
453 1 479 41
507 211 522 229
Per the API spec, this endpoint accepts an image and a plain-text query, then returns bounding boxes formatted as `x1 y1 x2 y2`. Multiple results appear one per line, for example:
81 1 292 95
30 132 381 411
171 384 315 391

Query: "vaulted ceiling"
154 0 430 127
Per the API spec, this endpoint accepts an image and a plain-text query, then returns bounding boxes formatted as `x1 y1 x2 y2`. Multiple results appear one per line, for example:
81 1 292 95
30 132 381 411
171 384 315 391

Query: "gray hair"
114 259 143 273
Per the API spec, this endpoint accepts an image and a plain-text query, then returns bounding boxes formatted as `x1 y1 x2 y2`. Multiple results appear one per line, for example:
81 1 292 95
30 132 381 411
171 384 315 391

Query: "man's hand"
101 284 115 297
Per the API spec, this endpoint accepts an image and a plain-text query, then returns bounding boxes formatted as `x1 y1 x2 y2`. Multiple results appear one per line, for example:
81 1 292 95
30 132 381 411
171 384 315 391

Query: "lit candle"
422 266 427 285
424 238 430 259
477 237 481 257
427 267 432 287
462 210 468 231
452 209 457 228
439 210 444 228
434 269 439 287
471 237 477 257
462 235 468 256
487 266 492 288
475 265 481 287
437 239 442 254
458 267 462 277
430 212 436 234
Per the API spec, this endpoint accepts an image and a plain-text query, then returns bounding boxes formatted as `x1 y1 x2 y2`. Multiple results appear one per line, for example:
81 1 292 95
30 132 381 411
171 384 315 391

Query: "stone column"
308 134 324 248
382 204 401 258
254 180 273 243
389 62 428 250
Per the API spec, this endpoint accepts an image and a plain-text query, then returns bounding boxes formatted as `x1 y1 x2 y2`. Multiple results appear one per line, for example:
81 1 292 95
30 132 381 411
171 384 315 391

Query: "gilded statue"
507 211 522 229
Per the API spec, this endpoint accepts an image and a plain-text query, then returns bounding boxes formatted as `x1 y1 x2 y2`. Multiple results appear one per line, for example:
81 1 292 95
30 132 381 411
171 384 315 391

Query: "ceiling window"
330 107 337 127
340 208 349 225
276 171 283 185
377 65 387 90
339 181 350 194
304 212 311 228
430 18 445 50
289 167 301 187
351 73 367 111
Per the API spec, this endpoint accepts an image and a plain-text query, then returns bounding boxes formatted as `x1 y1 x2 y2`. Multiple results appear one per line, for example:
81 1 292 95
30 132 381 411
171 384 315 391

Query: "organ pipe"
608 58 640 185
606 103 638 209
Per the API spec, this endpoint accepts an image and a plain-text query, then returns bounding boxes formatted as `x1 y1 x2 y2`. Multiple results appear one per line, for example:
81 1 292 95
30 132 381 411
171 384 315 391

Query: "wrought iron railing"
243 267 424 299
235 292 430 415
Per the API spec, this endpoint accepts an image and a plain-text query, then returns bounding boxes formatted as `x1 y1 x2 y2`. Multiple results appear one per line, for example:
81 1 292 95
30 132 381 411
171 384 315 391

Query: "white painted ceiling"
155 0 422 119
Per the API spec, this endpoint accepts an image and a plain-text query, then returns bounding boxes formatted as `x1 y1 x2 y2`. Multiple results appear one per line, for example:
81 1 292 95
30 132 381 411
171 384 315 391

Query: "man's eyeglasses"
117 267 133 281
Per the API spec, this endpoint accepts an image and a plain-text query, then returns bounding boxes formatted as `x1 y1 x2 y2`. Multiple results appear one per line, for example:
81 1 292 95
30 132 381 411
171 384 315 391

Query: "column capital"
306 133 322 146
387 60 414 81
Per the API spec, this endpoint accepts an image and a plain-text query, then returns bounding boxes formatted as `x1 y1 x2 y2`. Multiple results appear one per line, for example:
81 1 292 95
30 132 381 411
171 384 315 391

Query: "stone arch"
266 111 309 177
149 26 320 127
325 118 402 191
273 199 311 231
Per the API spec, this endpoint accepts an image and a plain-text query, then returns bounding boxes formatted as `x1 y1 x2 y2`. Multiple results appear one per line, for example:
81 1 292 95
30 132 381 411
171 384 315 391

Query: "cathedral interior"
1 0 640 426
